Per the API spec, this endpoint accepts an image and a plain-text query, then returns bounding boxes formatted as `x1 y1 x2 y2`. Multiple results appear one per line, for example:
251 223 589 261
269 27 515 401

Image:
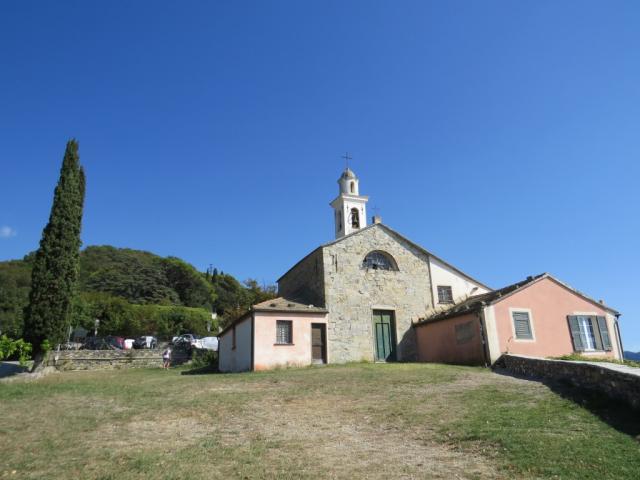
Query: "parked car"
195 336 218 351
133 336 158 349
82 336 125 350
106 336 125 349
124 339 135 350
172 334 201 351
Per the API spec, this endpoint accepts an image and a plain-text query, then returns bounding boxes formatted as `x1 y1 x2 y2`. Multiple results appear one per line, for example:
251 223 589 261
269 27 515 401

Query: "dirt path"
200 371 543 479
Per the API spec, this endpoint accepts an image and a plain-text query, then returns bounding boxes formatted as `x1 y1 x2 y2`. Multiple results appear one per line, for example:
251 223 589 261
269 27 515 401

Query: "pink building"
414 273 623 365
218 298 328 373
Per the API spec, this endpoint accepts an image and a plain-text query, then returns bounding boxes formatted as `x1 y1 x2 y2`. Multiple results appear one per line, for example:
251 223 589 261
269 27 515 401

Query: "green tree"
80 246 179 305
211 272 247 319
244 278 277 306
24 140 85 354
209 271 277 328
163 257 216 309
0 256 33 337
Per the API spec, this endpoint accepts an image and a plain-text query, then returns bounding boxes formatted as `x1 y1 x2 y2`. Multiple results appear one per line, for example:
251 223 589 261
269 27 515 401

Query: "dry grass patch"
0 363 638 479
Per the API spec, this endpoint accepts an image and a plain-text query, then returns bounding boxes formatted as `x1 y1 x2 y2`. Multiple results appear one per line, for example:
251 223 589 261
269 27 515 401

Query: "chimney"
372 215 382 224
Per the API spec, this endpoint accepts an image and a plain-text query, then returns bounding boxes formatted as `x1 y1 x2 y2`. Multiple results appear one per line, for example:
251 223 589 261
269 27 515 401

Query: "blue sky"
1 1 639 350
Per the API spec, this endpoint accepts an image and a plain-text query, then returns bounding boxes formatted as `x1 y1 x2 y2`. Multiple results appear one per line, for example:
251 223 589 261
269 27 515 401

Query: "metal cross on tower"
341 152 352 169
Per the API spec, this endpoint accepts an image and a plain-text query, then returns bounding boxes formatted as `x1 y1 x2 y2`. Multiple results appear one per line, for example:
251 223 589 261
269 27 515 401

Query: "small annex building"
414 273 624 365
218 298 328 373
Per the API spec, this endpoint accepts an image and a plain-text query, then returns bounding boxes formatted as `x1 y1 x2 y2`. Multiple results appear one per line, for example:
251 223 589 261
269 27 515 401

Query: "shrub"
0 335 33 366
190 349 218 371
70 293 215 340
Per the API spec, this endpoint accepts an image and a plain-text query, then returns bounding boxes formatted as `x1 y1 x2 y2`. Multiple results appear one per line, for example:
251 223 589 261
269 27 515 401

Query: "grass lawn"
1 363 638 479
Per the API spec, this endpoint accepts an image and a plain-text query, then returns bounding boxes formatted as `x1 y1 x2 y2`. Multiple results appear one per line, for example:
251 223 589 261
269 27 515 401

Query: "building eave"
218 311 252 338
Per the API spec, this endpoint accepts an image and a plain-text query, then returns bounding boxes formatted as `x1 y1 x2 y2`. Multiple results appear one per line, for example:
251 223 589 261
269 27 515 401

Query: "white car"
195 336 218 351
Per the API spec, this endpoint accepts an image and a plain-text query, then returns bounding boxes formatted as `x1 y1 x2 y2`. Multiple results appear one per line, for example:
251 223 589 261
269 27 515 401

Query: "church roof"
218 297 327 338
252 297 328 313
418 274 545 324
416 272 618 325
277 222 491 292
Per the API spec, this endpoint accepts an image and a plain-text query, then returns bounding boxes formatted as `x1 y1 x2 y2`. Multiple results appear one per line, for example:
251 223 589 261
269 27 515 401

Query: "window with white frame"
511 311 533 340
276 320 293 345
437 285 454 304
567 315 612 352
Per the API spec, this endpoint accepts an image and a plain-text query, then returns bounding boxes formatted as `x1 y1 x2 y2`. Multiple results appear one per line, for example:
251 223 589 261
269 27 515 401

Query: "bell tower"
330 167 369 239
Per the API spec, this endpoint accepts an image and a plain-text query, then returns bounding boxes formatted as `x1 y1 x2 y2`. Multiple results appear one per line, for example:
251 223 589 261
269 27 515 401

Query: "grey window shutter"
596 316 612 351
567 316 584 351
590 316 604 350
513 312 533 339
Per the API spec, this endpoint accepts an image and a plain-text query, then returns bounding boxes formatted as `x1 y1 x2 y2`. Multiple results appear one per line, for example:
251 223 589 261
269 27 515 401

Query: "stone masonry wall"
498 354 640 410
323 225 433 363
278 247 326 308
45 349 191 371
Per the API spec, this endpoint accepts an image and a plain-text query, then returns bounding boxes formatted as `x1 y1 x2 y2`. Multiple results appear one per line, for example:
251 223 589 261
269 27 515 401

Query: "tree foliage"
0 335 32 365
208 270 277 327
24 140 85 353
72 292 212 338
163 257 215 308
1 247 223 339
0 255 33 337
2 246 277 339
78 246 215 307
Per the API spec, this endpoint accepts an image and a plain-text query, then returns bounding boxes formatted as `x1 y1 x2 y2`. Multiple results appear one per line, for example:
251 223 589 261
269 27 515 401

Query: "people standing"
162 346 172 369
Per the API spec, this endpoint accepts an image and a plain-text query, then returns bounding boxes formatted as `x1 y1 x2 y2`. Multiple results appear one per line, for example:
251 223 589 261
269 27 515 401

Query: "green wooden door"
373 310 396 361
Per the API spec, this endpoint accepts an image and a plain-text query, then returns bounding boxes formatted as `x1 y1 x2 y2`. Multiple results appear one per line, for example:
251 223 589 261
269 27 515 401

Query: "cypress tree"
24 140 85 354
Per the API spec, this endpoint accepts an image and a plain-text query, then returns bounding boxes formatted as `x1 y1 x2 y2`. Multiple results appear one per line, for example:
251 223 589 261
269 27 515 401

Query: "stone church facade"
278 168 489 363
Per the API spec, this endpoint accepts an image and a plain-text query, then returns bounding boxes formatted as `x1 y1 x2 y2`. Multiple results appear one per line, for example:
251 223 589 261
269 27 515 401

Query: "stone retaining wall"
45 349 191 371
497 354 640 410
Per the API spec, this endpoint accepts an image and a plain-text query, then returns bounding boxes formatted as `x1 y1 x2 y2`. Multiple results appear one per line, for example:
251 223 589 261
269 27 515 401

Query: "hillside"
0 246 275 339
624 351 640 361
79 246 214 308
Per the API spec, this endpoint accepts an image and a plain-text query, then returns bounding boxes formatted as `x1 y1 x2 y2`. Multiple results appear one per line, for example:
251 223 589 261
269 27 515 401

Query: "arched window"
363 251 398 271
350 208 360 229
350 181 355 193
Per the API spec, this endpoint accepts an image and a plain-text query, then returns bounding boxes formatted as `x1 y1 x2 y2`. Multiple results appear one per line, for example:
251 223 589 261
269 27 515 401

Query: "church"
277 167 491 363
218 167 624 372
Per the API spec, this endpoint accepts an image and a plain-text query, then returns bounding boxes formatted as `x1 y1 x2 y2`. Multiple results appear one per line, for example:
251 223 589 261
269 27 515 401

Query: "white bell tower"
330 167 369 239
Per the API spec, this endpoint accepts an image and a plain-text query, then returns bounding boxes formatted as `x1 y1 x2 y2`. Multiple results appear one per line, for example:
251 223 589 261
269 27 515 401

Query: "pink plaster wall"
415 313 485 365
218 316 253 373
493 277 619 359
253 311 327 371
